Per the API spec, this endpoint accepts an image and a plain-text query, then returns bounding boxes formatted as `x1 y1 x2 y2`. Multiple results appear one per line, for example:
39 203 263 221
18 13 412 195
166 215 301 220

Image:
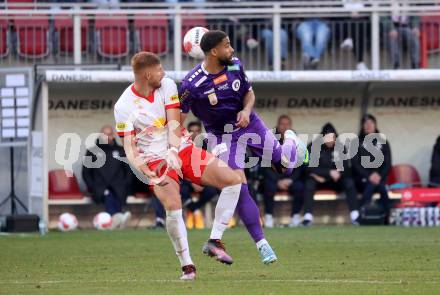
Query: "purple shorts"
207 113 295 170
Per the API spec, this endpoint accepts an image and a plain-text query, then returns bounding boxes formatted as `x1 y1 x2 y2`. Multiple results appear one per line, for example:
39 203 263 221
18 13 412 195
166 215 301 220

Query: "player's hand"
192 183 204 192
330 170 341 182
369 172 381 185
142 162 171 186
236 109 250 128
277 179 293 190
311 173 326 183
139 164 157 180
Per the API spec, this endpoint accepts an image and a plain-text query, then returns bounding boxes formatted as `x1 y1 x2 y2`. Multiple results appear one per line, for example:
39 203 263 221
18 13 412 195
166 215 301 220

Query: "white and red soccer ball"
93 212 113 230
58 213 78 232
183 27 209 59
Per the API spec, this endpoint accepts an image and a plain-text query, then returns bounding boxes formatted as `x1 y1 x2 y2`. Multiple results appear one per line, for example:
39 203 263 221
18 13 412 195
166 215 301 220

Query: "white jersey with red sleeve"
114 77 182 163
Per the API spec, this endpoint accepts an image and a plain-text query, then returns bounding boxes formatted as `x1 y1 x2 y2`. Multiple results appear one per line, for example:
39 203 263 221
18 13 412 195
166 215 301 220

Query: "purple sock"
236 184 265 243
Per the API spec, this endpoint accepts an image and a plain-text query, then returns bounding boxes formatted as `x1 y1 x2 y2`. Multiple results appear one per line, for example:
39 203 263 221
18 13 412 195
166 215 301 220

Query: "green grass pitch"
1 227 439 294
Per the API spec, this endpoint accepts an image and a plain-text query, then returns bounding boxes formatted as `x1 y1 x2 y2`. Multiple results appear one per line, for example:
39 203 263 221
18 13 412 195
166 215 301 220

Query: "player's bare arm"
236 89 255 128
166 107 183 170
121 133 157 180
180 112 188 127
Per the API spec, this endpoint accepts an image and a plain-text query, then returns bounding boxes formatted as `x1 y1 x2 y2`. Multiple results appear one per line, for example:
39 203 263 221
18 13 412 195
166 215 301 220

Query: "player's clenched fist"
236 109 250 128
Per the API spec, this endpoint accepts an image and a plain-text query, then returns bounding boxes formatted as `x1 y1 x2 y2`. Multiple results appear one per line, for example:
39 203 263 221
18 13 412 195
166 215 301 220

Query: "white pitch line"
0 278 429 285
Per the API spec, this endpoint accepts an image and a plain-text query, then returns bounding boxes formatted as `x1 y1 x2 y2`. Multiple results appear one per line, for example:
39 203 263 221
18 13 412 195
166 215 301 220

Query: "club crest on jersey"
208 93 218 105
213 74 227 85
232 79 241 91
153 117 166 128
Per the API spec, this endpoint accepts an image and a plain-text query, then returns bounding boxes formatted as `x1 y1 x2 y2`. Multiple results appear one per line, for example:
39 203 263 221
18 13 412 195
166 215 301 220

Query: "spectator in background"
429 135 440 187
82 125 132 229
301 123 360 226
288 164 307 227
340 0 370 70
352 114 392 217
261 26 288 69
181 121 219 229
386 0 420 69
296 18 330 70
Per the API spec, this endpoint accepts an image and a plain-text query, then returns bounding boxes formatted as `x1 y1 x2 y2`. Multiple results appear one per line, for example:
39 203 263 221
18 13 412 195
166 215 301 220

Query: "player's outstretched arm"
166 108 183 150
180 112 188 127
166 108 183 171
236 89 255 128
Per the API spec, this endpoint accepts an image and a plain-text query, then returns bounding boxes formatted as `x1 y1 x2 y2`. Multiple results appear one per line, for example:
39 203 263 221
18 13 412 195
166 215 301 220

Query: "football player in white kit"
114 52 242 280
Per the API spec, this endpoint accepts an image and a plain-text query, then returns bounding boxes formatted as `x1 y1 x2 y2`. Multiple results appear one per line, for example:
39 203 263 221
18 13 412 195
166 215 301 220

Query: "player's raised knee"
220 171 242 188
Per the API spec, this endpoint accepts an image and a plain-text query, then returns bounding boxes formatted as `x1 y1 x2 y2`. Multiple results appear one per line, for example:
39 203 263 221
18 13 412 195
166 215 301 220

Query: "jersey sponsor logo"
208 93 218 105
194 75 207 87
217 83 229 91
227 64 240 71
170 94 179 102
232 79 241 91
116 122 126 131
213 74 227 85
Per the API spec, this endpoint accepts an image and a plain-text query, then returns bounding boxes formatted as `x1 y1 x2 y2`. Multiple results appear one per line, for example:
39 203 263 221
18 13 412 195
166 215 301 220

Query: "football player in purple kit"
179 30 308 264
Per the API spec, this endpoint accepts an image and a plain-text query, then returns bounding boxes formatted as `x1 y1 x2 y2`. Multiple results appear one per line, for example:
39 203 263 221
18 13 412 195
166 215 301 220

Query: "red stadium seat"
134 15 168 55
49 170 84 200
54 17 89 54
13 17 50 58
182 13 207 38
387 164 422 190
95 16 129 58
420 14 440 67
0 19 9 58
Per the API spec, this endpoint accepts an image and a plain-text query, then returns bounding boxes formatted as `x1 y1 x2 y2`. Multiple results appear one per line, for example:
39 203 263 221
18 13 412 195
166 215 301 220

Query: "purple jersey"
179 57 253 134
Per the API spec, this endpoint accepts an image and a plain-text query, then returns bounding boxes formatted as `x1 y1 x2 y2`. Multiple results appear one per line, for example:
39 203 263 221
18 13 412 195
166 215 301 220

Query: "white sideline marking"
0 278 431 285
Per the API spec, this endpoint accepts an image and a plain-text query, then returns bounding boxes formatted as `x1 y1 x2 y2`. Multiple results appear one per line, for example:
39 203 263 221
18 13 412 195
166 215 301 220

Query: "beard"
218 55 234 66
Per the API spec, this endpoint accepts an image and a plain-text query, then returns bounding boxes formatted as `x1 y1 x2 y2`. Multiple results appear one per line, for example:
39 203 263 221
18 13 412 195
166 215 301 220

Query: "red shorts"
147 145 214 187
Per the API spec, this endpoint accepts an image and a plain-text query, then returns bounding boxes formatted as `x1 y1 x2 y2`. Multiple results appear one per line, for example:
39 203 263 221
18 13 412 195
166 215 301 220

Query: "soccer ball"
93 212 113 230
183 27 209 59
58 213 78 232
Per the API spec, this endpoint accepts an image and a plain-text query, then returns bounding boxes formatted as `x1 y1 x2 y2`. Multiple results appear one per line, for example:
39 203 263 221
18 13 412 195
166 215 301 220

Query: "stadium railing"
1 1 440 71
